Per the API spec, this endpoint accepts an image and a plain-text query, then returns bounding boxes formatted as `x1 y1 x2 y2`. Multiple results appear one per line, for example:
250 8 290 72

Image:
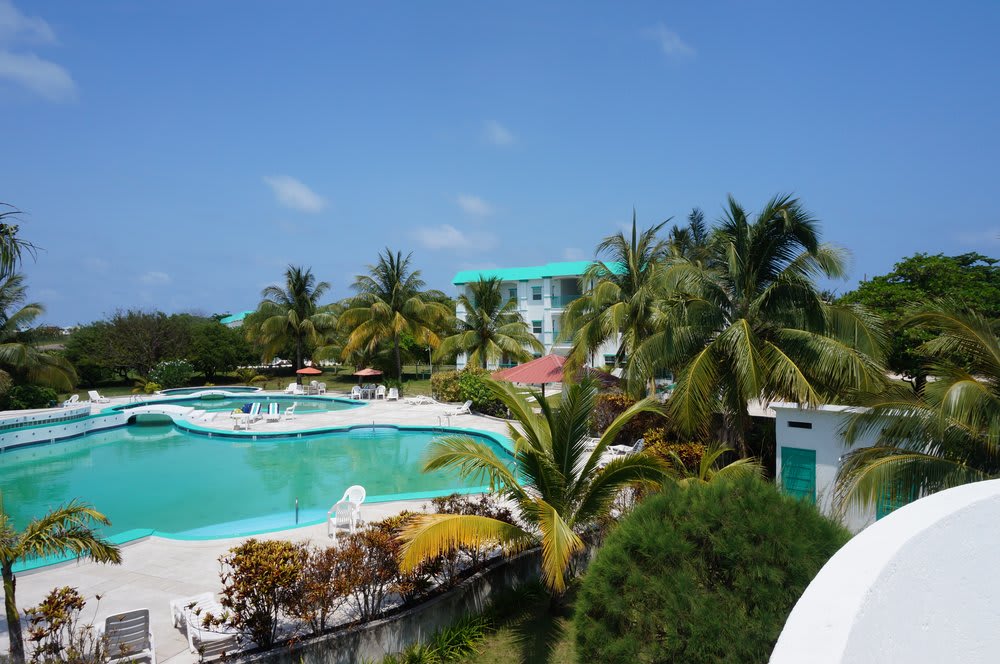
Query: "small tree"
1 498 121 664
189 322 253 381
148 360 194 389
574 477 848 662
24 587 107 664
286 546 351 635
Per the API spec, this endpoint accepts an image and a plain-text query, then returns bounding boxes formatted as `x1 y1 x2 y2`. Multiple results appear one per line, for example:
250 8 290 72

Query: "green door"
781 447 816 504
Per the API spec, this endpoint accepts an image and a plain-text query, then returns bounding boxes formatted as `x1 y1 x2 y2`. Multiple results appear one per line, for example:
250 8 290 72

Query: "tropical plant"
1 497 121 664
574 477 849 662
251 265 336 369
662 442 764 487
341 249 450 379
563 211 669 371
0 204 39 281
0 275 76 391
436 276 542 369
399 378 669 599
835 304 1000 516
24 586 107 664
666 207 713 265
629 195 887 452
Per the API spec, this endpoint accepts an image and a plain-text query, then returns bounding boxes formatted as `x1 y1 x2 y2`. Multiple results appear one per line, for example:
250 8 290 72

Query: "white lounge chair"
404 395 436 405
375 385 386 399
264 402 281 422
62 394 79 407
104 609 156 664
387 387 399 401
327 485 366 539
609 438 645 456
88 390 110 404
169 592 240 657
350 385 363 400
448 400 473 416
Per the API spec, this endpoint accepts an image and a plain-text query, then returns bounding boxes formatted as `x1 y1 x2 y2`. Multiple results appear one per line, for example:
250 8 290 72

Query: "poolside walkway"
0 393 513 664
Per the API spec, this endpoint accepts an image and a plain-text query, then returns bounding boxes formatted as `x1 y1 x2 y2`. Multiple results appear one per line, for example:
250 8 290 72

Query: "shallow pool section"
0 423 511 545
122 395 362 414
159 386 262 396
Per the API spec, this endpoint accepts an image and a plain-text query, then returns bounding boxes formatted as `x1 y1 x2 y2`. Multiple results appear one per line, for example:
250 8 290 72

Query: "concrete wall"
771 479 1000 664
0 406 124 451
237 549 543 664
773 404 877 532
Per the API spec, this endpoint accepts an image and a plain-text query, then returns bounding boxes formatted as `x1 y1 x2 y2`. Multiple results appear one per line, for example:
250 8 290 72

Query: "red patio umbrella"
352 367 384 383
295 365 322 385
491 354 567 398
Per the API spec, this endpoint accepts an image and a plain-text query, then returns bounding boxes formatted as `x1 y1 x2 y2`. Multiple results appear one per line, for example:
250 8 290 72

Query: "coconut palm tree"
0 204 38 281
436 276 543 369
666 207 713 265
341 248 450 379
0 275 76 390
562 210 669 372
835 304 1000 516
663 442 764 487
629 195 887 453
1 496 121 664
252 265 336 369
399 378 668 598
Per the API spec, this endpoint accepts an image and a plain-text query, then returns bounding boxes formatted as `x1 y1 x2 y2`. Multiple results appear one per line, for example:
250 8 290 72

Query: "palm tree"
563 210 669 372
0 204 39 281
666 207 713 265
341 248 450 379
629 195 887 453
1 496 121 664
252 265 336 369
663 442 764 487
835 304 1000 516
436 277 543 369
399 378 668 598
0 275 76 390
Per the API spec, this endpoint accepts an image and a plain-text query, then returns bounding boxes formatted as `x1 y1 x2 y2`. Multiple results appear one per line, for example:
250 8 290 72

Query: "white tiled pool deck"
0 393 514 663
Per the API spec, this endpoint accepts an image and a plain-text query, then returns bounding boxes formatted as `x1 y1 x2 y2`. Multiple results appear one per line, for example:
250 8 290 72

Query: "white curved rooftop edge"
771 479 1000 663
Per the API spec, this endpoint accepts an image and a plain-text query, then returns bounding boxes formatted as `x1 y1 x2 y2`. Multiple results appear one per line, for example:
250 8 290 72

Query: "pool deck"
0 392 514 663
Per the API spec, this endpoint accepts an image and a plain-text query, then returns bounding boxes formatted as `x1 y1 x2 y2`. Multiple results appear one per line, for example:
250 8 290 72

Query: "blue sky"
2 1 999 326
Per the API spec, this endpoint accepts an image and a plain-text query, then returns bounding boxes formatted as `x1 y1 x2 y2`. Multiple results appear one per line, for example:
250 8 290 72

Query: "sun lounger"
284 382 303 395
264 402 280 422
170 592 240 657
608 438 645 456
88 390 110 403
404 395 436 405
448 400 473 416
104 608 156 664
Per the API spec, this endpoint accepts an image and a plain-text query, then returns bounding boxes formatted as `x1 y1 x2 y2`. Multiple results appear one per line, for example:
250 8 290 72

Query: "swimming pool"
122 395 362 414
159 386 262 396
0 421 512 545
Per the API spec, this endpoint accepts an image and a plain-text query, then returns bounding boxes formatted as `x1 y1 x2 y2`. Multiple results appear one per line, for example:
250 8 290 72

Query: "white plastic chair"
327 500 357 541
350 385 363 400
375 385 386 399
387 387 399 401
104 609 156 664
318 382 327 394
283 382 299 394
62 394 79 407
88 390 110 403
283 403 296 421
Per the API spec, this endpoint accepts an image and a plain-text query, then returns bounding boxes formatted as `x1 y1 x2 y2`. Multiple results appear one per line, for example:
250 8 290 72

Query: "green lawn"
461 586 578 664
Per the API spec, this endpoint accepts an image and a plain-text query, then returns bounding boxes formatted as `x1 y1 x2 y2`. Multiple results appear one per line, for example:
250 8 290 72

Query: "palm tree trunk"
3 564 24 664
393 336 402 380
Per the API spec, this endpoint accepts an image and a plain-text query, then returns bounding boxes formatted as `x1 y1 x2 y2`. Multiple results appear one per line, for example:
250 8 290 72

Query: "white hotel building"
452 261 621 370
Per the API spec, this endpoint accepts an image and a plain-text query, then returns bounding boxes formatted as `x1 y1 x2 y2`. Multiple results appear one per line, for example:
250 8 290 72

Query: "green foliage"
24 587 107 664
642 427 706 470
841 252 1000 385
213 539 305 648
63 311 196 380
0 274 76 390
250 265 336 369
188 322 253 380
430 370 461 401
428 493 517 584
380 616 490 663
148 360 194 389
5 385 57 410
590 391 666 445
457 368 505 417
575 477 849 662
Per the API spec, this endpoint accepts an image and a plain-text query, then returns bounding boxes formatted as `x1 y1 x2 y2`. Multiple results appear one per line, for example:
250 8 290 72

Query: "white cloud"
139 271 171 285
0 0 55 45
563 247 586 261
262 175 327 213
456 194 493 216
411 224 496 251
483 120 514 147
645 23 695 58
956 228 1000 247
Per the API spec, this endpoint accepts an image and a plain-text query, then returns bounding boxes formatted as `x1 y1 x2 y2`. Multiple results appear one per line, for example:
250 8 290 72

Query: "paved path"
0 393 513 663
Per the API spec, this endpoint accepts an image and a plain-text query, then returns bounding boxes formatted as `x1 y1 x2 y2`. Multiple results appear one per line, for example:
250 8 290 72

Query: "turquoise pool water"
122 395 361 414
160 386 261 396
0 422 511 542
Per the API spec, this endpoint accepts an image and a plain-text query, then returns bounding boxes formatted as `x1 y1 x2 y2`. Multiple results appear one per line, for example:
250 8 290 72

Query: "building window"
508 287 517 302
552 315 560 340
603 354 616 366
532 320 543 335
787 421 813 429
531 286 542 301
780 447 816 504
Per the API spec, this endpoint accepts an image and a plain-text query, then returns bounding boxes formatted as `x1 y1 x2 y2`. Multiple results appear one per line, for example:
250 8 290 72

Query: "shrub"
6 385 58 410
430 370 461 402
575 477 849 662
590 391 667 445
339 526 405 621
148 360 194 389
24 587 107 664
430 493 517 580
143 381 161 394
286 545 351 635
213 539 305 648
643 427 706 471
457 368 506 417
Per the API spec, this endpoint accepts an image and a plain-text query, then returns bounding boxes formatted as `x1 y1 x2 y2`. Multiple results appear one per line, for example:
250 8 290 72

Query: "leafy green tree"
341 248 450 379
835 304 1000 516
629 195 887 452
399 378 668 599
0 275 76 391
189 321 253 380
252 265 336 370
1 497 121 664
840 252 1000 390
563 211 668 371
575 477 849 662
437 276 543 369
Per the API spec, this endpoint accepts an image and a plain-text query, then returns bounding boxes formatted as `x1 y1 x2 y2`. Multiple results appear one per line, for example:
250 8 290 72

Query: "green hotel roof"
219 310 255 325
452 261 623 285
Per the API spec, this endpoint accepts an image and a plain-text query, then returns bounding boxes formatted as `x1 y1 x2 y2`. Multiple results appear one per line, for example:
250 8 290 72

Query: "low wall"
0 407 124 451
238 549 544 664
